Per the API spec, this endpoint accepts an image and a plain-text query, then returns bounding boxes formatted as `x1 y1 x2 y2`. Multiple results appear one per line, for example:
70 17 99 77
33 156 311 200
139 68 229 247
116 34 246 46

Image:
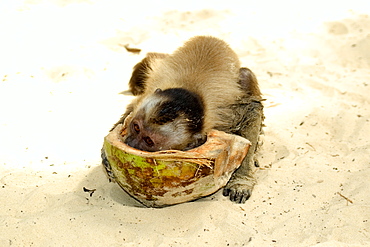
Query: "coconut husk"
102 122 250 207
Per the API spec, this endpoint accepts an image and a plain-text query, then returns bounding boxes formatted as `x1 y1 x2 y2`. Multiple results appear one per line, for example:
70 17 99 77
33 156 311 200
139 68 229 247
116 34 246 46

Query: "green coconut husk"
102 123 250 207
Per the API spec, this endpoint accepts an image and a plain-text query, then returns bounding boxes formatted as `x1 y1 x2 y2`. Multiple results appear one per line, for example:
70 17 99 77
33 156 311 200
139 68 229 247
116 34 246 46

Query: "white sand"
1 0 369 246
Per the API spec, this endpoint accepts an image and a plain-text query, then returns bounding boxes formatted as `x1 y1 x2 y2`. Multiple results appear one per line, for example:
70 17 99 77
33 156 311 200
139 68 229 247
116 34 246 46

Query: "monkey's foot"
223 174 255 204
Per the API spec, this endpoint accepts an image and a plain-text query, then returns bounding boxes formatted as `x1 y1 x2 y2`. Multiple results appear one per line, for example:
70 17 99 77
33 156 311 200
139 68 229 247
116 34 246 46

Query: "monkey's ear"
155 88 162 93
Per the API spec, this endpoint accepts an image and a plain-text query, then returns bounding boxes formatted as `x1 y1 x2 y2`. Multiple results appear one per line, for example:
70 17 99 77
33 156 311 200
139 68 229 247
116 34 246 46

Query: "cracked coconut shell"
102 122 251 207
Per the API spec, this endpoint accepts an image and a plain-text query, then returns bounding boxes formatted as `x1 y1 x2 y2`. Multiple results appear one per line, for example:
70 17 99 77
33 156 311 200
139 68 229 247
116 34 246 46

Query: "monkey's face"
124 89 206 152
124 115 195 152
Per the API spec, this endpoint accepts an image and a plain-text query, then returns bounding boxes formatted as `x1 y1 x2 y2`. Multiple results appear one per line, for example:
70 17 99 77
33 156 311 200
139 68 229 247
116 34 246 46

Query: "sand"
0 0 369 246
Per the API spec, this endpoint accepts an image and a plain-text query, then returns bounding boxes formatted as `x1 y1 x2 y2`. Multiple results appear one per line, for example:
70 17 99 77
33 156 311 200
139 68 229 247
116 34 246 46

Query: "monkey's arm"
223 98 264 203
223 68 264 203
109 104 133 131
110 53 168 131
129 52 168 95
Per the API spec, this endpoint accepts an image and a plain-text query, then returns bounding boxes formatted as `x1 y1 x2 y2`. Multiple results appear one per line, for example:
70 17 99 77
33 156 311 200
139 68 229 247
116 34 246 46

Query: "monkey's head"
124 88 206 152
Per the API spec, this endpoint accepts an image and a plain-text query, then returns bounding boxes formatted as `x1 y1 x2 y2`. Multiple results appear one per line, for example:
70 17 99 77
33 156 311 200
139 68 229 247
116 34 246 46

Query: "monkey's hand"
223 172 256 204
223 153 257 204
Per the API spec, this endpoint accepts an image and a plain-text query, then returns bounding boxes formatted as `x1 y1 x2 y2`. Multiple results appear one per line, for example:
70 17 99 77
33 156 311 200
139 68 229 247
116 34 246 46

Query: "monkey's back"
143 36 243 132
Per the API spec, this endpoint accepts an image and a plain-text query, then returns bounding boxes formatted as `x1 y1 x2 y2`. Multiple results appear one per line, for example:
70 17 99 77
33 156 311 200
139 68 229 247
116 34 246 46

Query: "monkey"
110 36 264 203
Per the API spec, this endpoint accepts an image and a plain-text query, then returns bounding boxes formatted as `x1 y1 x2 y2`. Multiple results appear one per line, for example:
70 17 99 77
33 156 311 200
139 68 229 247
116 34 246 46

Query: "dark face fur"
124 88 206 151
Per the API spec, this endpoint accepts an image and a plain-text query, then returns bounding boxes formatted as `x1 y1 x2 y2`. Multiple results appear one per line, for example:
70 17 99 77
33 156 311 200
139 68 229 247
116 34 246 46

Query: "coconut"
101 121 250 207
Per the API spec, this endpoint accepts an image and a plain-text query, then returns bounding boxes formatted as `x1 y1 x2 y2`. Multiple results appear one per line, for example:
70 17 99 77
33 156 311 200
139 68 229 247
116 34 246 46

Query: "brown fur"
110 36 264 203
130 36 244 134
128 53 169 95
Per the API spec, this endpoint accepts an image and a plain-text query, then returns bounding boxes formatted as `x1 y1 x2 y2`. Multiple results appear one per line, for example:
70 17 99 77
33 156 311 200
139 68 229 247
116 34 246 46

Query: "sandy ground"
1 0 370 246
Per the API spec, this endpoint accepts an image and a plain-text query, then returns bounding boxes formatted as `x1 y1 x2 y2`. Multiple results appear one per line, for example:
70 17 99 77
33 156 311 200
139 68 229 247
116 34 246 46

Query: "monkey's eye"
133 123 140 133
143 136 154 147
